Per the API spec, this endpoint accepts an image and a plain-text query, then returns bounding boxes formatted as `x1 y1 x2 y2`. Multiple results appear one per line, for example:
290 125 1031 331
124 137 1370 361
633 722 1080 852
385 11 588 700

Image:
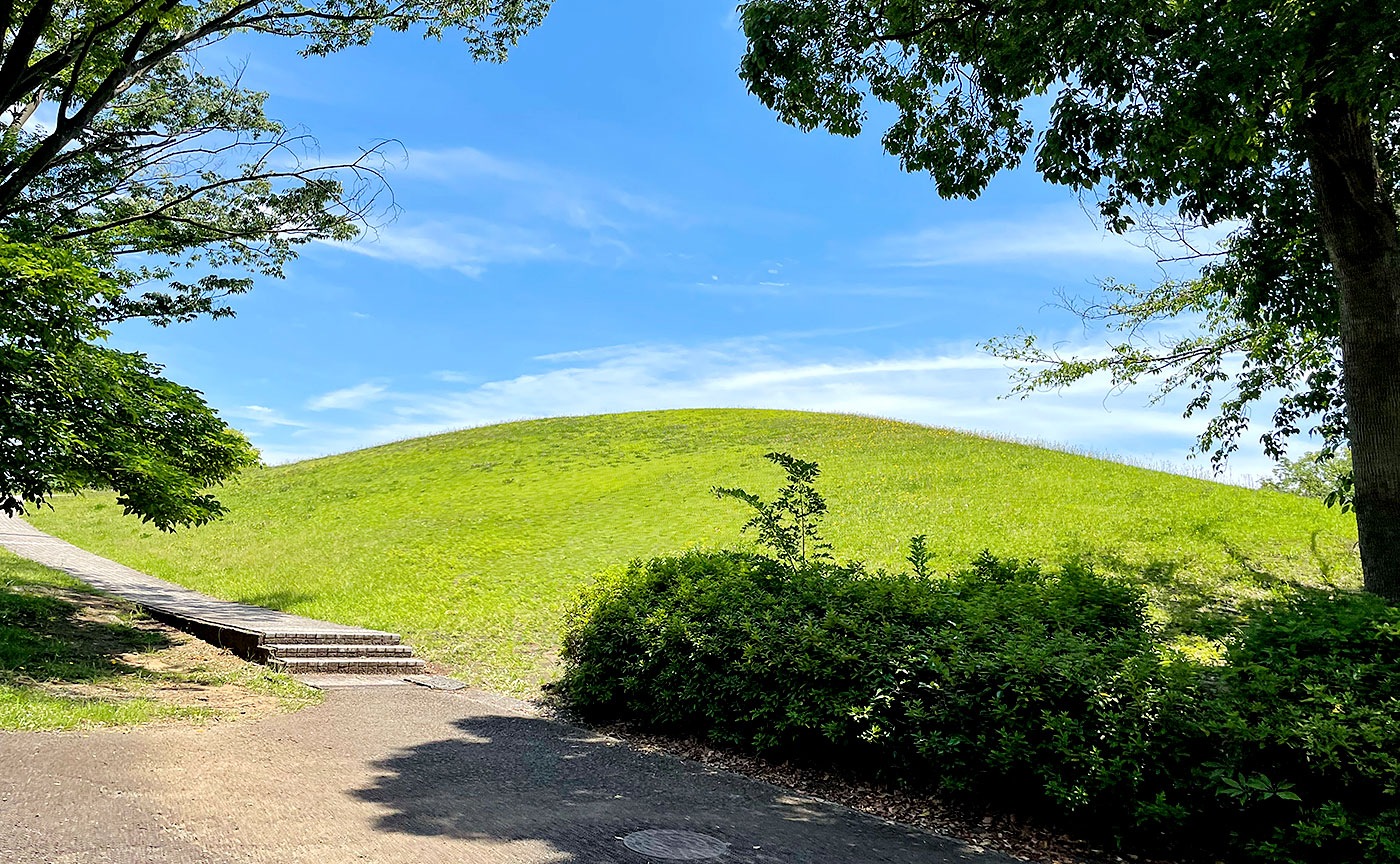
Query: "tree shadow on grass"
233 590 318 612
0 584 174 689
351 711 1005 864
1085 519 1358 644
1092 550 1249 640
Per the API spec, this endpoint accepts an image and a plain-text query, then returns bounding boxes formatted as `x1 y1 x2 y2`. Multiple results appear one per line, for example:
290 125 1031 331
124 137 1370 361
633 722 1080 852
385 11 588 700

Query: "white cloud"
334 218 560 276
321 145 679 275
693 282 937 299
873 211 1155 268
243 338 1278 483
306 380 390 411
401 146 679 221
404 146 539 184
401 145 681 230
430 370 476 383
709 355 1009 390
227 405 307 428
872 208 1238 274
533 344 645 363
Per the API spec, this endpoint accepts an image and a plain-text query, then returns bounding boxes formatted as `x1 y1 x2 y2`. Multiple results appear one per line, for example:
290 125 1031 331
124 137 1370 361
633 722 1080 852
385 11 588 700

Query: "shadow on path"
353 712 1004 864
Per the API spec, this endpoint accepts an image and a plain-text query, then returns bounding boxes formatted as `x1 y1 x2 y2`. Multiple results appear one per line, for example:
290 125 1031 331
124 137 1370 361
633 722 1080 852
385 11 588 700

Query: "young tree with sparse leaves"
0 0 552 528
738 0 1400 601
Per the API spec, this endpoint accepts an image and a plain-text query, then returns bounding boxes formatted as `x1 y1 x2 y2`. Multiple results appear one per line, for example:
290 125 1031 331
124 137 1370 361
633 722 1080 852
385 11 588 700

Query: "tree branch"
0 0 58 107
52 159 384 242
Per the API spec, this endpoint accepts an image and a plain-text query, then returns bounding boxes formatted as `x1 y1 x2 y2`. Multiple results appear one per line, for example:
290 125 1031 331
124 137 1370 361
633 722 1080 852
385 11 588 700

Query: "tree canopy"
0 0 552 528
738 0 1400 600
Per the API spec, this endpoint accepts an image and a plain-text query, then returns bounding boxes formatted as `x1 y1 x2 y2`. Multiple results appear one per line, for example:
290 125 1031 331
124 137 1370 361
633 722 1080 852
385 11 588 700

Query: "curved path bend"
0 517 1016 863
1 686 1018 863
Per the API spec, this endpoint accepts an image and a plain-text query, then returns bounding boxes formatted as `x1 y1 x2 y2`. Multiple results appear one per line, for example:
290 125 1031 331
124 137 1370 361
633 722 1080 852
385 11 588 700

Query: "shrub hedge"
558 550 1400 863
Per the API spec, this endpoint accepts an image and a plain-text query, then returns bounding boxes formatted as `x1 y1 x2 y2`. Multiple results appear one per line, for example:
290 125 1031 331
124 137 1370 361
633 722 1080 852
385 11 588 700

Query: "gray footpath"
0 517 388 639
0 686 1020 863
0 517 1021 863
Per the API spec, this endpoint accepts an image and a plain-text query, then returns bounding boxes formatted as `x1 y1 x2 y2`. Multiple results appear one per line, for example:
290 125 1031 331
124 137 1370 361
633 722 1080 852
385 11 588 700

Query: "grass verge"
0 550 320 731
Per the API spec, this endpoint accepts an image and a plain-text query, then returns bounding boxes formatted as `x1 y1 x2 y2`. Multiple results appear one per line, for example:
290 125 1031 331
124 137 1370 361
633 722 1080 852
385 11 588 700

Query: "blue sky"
112 2 1281 480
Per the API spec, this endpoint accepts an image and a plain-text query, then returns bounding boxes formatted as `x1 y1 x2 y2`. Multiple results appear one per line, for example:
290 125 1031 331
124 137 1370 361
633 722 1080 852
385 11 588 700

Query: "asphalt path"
0 685 1018 864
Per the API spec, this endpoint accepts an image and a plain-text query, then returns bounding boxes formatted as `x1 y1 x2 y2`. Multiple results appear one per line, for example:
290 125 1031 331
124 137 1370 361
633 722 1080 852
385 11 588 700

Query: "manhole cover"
621 829 728 860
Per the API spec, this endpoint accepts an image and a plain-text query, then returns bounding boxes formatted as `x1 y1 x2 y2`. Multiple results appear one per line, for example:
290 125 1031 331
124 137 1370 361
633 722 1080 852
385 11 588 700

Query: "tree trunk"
1306 94 1400 603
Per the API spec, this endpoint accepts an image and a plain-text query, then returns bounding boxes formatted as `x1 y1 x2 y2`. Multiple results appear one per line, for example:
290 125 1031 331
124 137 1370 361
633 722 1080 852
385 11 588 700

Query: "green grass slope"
29 409 1360 695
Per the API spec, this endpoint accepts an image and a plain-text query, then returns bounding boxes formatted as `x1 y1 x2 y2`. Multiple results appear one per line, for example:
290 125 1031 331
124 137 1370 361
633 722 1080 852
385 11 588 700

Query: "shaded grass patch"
0 550 319 730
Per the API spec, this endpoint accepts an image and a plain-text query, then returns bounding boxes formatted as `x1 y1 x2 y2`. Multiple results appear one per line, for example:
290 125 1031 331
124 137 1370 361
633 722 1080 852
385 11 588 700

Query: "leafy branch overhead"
0 239 258 529
0 0 553 528
739 0 1400 602
714 451 832 569
1 0 552 285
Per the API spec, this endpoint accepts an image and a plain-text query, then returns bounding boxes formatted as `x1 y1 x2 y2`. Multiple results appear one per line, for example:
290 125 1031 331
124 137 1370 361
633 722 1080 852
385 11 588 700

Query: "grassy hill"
29 409 1360 695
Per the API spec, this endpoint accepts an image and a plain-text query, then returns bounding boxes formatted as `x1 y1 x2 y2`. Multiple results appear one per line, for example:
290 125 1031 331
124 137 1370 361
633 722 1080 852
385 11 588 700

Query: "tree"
714 451 833 570
737 0 1400 601
1263 448 1355 509
1 239 258 529
0 0 552 528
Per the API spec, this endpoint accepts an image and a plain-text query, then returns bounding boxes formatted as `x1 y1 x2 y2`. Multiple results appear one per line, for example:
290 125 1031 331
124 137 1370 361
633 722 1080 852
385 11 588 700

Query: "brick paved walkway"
0 516 394 641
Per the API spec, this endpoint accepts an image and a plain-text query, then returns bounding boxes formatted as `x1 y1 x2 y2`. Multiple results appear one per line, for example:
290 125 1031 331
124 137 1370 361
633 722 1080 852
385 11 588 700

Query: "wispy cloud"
872 210 1156 268
403 146 539 184
871 208 1238 274
326 145 679 275
306 380 390 411
236 337 1276 482
533 344 651 363
689 279 937 299
337 218 562 276
403 146 678 214
226 405 307 428
430 370 477 383
709 355 1008 390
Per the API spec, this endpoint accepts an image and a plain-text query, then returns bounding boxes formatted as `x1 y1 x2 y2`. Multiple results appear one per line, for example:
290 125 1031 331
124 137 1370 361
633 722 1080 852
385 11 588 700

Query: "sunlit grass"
30 409 1360 696
0 551 319 729
0 684 210 731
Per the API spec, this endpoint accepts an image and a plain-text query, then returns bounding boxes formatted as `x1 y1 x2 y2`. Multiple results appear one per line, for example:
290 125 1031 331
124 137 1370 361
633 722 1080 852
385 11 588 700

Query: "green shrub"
1205 593 1400 862
560 454 1396 861
558 551 1400 863
560 551 1196 818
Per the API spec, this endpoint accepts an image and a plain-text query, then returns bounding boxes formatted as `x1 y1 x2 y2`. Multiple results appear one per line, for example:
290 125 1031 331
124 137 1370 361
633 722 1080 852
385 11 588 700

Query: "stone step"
262 642 415 659
268 656 426 675
260 631 401 646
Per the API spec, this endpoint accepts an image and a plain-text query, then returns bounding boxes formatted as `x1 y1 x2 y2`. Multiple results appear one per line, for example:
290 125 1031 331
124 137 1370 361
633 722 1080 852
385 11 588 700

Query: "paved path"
0 518 1017 862
0 517 394 641
0 686 1016 863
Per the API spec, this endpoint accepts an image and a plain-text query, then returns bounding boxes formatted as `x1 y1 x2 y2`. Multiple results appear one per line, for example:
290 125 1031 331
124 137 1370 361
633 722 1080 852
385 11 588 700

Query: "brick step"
260 631 401 646
268 656 425 675
262 642 414 659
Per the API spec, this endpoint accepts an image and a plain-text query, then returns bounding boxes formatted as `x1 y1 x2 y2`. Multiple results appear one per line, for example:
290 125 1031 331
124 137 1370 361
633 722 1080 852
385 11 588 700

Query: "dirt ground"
10 583 319 725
